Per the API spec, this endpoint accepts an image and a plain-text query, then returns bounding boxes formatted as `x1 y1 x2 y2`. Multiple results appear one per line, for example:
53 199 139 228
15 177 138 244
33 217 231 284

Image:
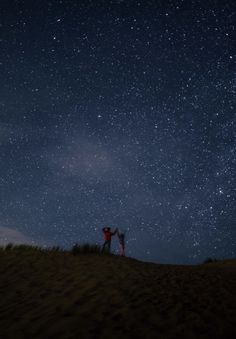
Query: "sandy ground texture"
0 249 235 339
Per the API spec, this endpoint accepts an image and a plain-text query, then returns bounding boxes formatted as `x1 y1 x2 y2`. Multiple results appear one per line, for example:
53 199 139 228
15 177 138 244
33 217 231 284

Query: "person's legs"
102 240 111 252
102 240 108 252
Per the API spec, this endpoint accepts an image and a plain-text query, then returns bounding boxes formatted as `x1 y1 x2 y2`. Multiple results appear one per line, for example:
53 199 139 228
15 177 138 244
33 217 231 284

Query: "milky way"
0 0 235 263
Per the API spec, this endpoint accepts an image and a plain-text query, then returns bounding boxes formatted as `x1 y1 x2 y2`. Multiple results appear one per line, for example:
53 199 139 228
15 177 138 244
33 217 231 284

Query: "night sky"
0 0 235 264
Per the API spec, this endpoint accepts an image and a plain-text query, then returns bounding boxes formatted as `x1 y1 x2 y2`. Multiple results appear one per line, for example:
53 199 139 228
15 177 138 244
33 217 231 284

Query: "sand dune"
0 249 235 339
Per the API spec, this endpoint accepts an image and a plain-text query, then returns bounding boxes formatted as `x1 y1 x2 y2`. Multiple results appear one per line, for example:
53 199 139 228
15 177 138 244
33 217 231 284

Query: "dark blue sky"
0 0 235 264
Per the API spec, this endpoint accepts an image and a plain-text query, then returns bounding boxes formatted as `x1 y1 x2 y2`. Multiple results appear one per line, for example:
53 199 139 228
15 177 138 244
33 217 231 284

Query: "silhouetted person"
117 229 125 256
102 227 117 252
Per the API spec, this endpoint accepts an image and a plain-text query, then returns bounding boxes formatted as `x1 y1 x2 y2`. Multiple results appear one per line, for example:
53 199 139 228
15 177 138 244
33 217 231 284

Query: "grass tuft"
71 243 103 255
203 257 219 264
1 243 111 256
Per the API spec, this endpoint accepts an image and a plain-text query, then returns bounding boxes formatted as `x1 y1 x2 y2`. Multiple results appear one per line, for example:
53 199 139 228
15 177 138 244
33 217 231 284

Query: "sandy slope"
0 249 235 339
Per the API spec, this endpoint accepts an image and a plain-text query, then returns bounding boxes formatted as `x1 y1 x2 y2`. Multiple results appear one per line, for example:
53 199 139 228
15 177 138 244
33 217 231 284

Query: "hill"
0 247 235 339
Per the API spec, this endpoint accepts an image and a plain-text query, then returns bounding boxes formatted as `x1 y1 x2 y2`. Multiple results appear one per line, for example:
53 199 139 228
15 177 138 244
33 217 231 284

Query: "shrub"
5 243 13 251
50 246 63 252
203 257 218 264
13 244 35 251
3 244 45 253
71 243 102 255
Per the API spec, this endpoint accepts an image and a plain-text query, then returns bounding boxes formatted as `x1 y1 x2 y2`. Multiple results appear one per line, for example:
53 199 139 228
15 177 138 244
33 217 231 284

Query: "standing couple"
102 227 125 256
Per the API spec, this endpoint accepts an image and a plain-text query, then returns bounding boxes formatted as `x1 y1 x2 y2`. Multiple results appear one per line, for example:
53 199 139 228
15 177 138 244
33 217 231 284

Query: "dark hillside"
0 248 235 339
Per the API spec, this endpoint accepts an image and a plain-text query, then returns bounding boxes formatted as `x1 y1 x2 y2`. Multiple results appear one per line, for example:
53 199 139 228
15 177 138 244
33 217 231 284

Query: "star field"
0 0 235 263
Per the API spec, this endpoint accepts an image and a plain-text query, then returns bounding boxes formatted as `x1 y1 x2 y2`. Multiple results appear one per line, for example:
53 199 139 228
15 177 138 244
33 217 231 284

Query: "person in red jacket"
102 227 117 253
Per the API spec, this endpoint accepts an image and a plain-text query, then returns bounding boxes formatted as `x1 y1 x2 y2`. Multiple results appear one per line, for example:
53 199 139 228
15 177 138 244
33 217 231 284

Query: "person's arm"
111 228 118 236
